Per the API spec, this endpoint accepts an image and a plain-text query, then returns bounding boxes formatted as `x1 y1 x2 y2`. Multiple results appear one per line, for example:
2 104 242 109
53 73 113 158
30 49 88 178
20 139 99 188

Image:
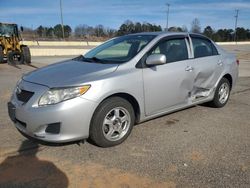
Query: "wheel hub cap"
102 107 131 141
218 83 229 104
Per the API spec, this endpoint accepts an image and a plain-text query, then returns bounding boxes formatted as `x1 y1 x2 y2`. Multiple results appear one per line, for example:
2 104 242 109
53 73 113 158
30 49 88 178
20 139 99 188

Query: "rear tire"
89 97 135 147
7 51 24 65
0 46 4 63
208 77 231 108
21 46 31 64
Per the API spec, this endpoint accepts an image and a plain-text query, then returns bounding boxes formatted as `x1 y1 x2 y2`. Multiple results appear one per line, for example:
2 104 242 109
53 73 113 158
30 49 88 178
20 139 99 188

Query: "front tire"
208 77 231 108
89 97 135 147
7 51 24 65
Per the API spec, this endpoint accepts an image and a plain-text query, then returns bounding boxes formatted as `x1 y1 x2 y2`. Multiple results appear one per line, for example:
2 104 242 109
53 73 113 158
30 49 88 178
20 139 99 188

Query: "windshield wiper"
90 57 103 62
81 56 106 63
73 55 124 64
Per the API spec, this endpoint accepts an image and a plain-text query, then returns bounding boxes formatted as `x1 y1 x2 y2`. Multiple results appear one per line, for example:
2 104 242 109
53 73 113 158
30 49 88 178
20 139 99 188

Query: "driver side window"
150 38 188 63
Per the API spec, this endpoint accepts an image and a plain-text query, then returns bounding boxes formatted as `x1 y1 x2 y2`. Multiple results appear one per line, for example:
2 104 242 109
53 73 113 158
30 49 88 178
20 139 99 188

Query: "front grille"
16 89 34 103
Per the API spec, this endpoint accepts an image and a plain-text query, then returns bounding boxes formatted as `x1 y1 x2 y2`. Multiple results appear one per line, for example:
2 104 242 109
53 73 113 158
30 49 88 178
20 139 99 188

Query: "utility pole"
234 9 239 43
166 3 170 31
60 0 65 39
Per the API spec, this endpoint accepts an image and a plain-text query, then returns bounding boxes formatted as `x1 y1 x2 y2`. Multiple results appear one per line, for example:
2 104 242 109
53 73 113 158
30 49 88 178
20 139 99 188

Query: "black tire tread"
208 77 231 108
21 46 31 64
7 51 24 65
89 97 135 147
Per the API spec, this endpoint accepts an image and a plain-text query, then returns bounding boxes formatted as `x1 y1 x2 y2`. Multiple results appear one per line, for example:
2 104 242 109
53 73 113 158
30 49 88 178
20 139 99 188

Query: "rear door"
142 36 191 116
186 35 223 100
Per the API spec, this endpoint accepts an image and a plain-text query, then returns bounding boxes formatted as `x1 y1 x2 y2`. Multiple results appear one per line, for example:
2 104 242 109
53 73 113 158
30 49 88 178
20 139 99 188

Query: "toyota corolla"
8 32 238 147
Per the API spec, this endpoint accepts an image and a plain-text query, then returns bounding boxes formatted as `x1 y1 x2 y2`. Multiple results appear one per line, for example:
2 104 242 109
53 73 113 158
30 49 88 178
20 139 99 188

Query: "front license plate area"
8 102 16 122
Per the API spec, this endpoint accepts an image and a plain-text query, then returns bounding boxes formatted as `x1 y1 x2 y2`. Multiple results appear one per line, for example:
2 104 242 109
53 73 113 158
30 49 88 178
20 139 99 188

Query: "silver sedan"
8 32 238 147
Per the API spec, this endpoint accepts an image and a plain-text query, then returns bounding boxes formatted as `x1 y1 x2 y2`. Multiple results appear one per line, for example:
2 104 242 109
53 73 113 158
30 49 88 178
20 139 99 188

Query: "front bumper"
9 80 98 143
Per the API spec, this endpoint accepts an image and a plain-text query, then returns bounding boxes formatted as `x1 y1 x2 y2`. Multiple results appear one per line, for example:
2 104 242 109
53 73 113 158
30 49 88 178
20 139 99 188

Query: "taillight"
236 59 239 65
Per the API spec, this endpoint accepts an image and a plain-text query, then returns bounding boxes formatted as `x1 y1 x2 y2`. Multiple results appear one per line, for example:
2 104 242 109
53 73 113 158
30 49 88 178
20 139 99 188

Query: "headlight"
12 79 22 99
38 85 90 106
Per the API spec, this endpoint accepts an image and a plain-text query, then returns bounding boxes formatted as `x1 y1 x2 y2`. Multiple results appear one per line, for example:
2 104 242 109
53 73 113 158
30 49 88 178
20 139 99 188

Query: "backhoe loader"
0 22 31 65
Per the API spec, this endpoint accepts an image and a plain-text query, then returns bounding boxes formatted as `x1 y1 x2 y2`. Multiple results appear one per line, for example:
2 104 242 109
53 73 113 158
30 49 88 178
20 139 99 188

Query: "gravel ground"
0 45 249 188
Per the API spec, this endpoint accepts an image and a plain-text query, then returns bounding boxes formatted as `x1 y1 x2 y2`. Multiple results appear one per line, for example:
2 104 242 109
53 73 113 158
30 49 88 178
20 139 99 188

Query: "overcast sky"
1 0 250 30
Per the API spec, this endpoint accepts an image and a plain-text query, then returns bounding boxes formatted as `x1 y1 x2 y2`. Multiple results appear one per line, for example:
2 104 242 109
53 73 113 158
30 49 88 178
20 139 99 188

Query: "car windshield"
83 34 156 64
0 24 17 37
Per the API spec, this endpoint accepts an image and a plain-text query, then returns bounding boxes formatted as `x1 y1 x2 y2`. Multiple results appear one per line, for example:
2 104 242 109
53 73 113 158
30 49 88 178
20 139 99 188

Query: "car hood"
23 60 118 87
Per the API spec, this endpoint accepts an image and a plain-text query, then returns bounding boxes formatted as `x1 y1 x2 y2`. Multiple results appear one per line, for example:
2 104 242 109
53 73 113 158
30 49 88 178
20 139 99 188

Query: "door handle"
217 60 223 66
185 66 194 72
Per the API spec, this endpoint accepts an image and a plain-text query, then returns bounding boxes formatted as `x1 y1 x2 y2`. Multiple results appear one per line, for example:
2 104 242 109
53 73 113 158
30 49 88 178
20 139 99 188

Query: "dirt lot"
0 45 249 188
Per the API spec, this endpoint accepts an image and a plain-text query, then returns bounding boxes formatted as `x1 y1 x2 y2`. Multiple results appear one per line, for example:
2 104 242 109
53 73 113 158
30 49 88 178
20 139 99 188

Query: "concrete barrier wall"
30 48 90 56
23 40 250 46
217 41 250 45
24 40 250 56
22 41 103 46
22 41 101 56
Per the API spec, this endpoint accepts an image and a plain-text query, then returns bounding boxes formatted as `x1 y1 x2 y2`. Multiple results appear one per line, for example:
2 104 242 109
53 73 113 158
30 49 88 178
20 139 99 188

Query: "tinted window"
149 38 188 63
192 37 218 58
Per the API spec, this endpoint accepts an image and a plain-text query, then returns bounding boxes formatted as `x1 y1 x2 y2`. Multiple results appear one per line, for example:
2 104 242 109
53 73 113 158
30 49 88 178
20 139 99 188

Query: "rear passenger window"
192 37 218 58
149 38 188 63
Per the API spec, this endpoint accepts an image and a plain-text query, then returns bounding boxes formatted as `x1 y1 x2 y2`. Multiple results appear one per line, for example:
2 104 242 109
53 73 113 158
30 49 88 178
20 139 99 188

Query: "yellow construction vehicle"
0 22 31 65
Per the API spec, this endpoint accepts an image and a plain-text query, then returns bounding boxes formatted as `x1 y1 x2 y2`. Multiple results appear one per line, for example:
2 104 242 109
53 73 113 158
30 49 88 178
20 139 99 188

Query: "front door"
143 37 191 116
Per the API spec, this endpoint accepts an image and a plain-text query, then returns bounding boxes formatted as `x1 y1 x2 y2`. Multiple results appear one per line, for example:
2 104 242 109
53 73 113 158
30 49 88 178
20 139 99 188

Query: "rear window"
192 37 218 58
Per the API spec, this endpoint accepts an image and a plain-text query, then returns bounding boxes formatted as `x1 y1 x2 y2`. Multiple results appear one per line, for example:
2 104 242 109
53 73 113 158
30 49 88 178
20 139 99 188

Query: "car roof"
128 31 186 36
128 32 209 39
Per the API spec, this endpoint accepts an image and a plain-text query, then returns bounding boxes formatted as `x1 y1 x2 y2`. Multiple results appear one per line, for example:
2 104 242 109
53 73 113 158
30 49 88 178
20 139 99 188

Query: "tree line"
169 18 250 42
21 19 250 42
22 20 162 41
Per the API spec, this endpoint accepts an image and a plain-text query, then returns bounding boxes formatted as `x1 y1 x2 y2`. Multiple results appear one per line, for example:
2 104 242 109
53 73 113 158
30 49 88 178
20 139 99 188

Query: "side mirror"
20 26 24 32
146 54 166 66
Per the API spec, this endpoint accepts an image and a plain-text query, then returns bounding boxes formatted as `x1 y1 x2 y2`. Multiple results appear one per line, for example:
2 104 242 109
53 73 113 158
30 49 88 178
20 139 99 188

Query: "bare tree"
182 25 188 32
74 24 90 38
191 18 201 33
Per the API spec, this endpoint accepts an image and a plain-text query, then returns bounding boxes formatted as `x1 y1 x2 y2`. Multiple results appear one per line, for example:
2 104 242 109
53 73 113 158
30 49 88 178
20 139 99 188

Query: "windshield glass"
0 24 17 37
83 34 156 64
